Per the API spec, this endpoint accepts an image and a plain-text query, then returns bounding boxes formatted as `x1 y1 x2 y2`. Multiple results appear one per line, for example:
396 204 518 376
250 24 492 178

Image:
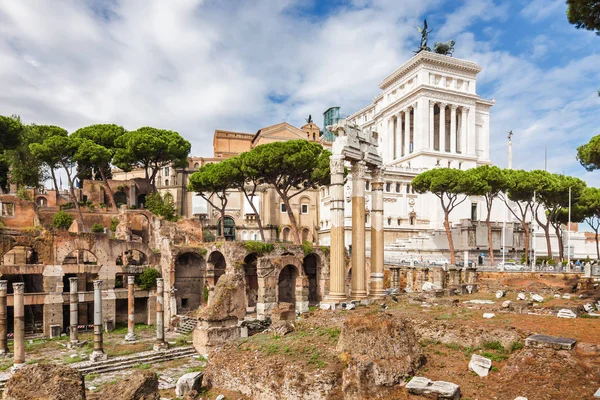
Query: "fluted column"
327 155 347 302
404 109 411 155
370 168 385 297
450 105 457 153
125 275 136 341
69 277 79 346
429 102 435 150
351 161 368 299
395 115 402 158
460 107 468 154
387 118 394 162
90 280 107 362
13 283 24 368
0 281 8 355
154 278 168 351
439 103 447 152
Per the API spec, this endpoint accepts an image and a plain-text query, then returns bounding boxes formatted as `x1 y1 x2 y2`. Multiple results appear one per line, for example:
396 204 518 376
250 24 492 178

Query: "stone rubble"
531 294 544 303
562 294 571 299
583 303 594 313
517 293 526 300
495 290 506 299
557 309 577 319
594 387 600 397
464 299 495 304
483 313 495 319
422 281 439 291
502 300 511 308
175 372 203 397
469 354 492 377
514 397 529 400
406 376 461 400
525 334 577 350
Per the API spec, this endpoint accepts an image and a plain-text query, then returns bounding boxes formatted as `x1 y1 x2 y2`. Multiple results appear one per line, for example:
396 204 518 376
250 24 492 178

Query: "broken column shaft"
69 277 79 346
13 282 25 367
91 280 107 361
351 161 368 299
154 278 168 351
0 280 8 355
125 275 136 341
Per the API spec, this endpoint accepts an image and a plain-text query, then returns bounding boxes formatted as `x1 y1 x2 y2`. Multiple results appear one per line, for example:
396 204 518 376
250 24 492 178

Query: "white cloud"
521 0 565 22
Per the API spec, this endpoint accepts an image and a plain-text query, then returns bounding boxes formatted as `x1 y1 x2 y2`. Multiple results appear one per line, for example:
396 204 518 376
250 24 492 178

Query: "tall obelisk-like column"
125 275 137 341
153 278 168 351
327 154 347 302
12 283 25 368
351 161 368 299
0 281 8 355
370 168 385 297
91 280 107 361
69 277 79 347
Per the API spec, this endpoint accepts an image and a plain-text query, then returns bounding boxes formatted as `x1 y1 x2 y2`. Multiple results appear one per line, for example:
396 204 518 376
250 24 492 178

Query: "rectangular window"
471 203 478 221
1 203 15 216
165 167 170 177
301 204 308 214
395 183 400 193
406 184 411 194
385 183 391 192
280 203 286 213
365 181 370 191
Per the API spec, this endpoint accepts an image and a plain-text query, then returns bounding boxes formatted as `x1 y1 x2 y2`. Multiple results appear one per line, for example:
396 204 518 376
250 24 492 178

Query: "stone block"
319 303 332 310
175 372 203 397
422 282 438 291
502 300 511 308
514 397 528 400
594 387 600 397
49 324 61 339
517 293 526 300
406 377 460 400
468 354 492 377
104 319 115 332
461 284 477 294
557 309 577 319
531 294 544 302
495 290 505 299
483 313 495 319
525 334 576 350
583 303 594 313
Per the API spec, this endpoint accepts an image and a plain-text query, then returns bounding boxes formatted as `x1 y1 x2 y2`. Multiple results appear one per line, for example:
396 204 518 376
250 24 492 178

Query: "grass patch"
444 342 461 350
85 373 99 381
109 323 155 335
0 361 13 371
581 314 599 319
64 354 86 364
481 351 508 362
185 365 205 373
133 363 151 370
308 351 326 368
419 339 441 347
315 327 340 342
483 341 505 352
464 346 480 357
510 341 524 352
434 314 453 320
262 343 280 356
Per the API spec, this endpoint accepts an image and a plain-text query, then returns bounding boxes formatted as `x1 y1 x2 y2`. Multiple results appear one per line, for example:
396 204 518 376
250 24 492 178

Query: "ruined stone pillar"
0 281 8 355
13 283 25 368
91 280 107 361
370 168 385 298
433 268 446 289
406 267 414 292
351 161 368 299
125 275 136 341
326 155 347 302
154 278 168 351
69 277 79 346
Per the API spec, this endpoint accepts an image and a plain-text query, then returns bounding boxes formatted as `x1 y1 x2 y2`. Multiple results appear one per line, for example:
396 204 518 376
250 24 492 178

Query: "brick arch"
276 255 304 277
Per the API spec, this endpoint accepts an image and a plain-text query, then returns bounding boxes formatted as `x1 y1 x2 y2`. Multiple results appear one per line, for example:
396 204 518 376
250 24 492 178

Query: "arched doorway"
243 253 259 312
36 197 47 207
62 249 97 265
303 254 321 304
175 252 206 311
217 217 236 241
207 251 226 284
282 227 291 243
118 249 147 266
114 191 127 207
137 194 147 209
301 228 310 243
278 265 298 304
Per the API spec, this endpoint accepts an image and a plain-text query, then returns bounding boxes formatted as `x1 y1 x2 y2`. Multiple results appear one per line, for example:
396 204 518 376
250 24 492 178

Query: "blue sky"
0 0 599 184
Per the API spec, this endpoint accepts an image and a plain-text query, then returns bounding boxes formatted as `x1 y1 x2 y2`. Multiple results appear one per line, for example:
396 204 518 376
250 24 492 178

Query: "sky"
1 0 599 184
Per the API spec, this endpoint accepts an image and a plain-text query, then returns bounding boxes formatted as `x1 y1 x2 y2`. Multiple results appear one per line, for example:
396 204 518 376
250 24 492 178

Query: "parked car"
430 258 449 266
456 260 475 268
497 261 526 271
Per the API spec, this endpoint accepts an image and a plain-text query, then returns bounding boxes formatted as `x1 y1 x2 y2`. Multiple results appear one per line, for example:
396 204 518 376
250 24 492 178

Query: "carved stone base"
124 333 137 342
67 340 86 349
153 341 169 352
10 363 25 373
90 350 108 362
193 318 240 355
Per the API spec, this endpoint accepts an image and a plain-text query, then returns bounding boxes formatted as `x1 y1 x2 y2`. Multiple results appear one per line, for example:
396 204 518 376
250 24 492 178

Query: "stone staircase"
0 346 198 389
176 316 198 334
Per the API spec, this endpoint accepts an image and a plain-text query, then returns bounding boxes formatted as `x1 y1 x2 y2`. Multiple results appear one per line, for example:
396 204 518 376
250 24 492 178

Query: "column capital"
127 275 136 285
12 282 24 294
450 104 458 111
330 155 345 175
93 280 103 290
439 102 448 108
370 167 385 184
0 281 7 292
68 277 78 284
351 160 367 180
429 100 436 107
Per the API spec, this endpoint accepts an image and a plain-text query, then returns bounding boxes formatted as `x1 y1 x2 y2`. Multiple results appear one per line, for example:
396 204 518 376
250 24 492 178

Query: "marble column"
154 278 168 351
387 118 394 162
13 283 25 368
460 107 468 154
404 109 411 155
450 105 457 153
69 277 79 346
91 280 107 361
370 168 385 297
327 155 347 302
395 115 402 158
125 276 136 341
351 161 368 299
429 101 435 150
0 281 8 355
439 103 447 152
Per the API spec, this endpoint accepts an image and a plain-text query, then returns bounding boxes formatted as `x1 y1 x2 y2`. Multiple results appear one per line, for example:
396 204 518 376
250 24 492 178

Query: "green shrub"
91 223 104 233
301 241 313 256
16 187 31 201
244 241 274 255
110 217 119 232
60 202 75 210
136 268 159 290
510 341 524 352
203 286 209 303
145 193 179 222
53 211 73 230
203 229 216 242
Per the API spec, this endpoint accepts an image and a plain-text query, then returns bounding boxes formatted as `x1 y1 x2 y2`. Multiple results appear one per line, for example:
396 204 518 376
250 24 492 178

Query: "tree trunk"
521 219 530 265
554 225 564 261
220 206 227 240
50 167 59 192
62 162 85 229
595 229 599 259
242 190 265 242
486 203 494 265
99 168 117 211
443 211 456 264
281 195 301 244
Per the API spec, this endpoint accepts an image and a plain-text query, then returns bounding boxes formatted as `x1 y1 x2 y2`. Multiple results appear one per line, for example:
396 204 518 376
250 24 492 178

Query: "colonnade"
0 276 167 368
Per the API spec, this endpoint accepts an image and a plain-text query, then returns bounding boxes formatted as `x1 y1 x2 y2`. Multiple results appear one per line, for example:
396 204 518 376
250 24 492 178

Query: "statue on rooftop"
416 19 432 53
433 40 456 56
306 114 313 124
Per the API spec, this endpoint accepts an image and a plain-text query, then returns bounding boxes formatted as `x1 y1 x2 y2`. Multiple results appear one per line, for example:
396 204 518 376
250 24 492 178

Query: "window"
165 179 169 187
385 183 391 192
301 204 309 214
406 184 411 194
471 203 478 221
458 162 462 170
194 162 199 169
165 167 170 177
410 216 416 225
1 203 14 216
365 181 370 191
280 203 287 213
387 217 392 225
397 218 401 225
181 298 188 308
395 183 400 193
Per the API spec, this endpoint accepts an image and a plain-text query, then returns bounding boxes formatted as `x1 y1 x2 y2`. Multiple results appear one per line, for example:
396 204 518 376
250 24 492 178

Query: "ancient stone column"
460 107 467 154
405 267 414 292
439 103 447 152
404 108 411 154
370 168 385 298
326 155 347 303
12 282 25 368
153 278 168 351
91 280 107 361
450 105 457 153
351 161 368 299
69 277 79 347
125 275 136 341
429 101 435 150
0 281 8 355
